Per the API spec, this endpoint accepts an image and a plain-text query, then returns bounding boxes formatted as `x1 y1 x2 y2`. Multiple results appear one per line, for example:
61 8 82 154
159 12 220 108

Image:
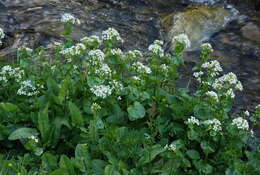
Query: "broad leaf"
127 101 145 121
68 101 84 126
8 127 38 140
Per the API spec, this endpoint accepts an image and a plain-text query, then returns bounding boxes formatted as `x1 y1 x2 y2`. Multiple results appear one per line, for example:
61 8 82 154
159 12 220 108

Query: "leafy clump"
0 14 259 175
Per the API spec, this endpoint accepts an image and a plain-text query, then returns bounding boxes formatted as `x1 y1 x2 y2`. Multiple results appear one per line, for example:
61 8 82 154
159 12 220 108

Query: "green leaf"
104 165 121 175
127 101 145 121
200 141 215 155
0 102 18 112
138 144 165 165
8 127 38 140
186 150 200 160
50 169 70 175
38 104 50 143
57 77 70 105
68 101 84 126
59 155 75 175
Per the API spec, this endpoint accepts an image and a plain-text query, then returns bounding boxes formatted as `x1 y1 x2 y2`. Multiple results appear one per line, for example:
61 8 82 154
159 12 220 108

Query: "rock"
241 23 260 42
162 4 232 51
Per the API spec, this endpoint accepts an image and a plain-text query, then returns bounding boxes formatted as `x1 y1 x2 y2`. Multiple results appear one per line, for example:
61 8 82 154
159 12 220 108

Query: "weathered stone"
241 23 260 42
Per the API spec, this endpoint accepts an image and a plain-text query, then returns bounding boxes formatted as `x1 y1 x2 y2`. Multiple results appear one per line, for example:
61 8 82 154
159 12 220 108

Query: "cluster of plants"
0 14 259 175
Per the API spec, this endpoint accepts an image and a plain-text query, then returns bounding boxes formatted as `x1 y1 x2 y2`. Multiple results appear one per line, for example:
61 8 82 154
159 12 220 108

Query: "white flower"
81 35 101 46
244 111 250 117
90 85 112 98
231 117 249 130
256 104 260 111
91 103 101 113
235 81 243 91
201 60 223 76
160 64 169 76
132 76 141 81
148 40 164 57
29 135 38 143
204 119 222 132
61 13 81 25
110 80 123 92
187 116 200 126
0 65 24 83
205 91 219 102
193 71 204 82
60 43 86 56
212 72 242 92
201 43 213 53
95 64 112 77
225 89 235 98
102 28 123 42
87 49 105 65
132 62 152 74
128 50 143 58
172 33 191 49
164 143 177 152
111 48 123 56
18 46 33 54
17 80 39 96
0 28 4 39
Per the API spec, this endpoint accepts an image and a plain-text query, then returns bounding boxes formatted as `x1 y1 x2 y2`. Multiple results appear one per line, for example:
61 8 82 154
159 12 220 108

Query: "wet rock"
162 4 232 51
241 23 260 42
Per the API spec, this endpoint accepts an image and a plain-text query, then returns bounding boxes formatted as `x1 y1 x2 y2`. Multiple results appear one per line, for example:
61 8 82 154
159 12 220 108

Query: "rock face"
162 4 232 51
0 0 160 58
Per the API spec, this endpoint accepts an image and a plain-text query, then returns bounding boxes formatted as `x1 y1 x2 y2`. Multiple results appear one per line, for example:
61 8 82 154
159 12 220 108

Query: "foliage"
0 15 259 175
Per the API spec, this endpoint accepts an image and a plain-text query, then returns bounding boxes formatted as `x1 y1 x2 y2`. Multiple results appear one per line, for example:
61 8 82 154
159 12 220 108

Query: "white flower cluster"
148 40 164 57
213 72 243 91
172 33 191 49
90 85 112 99
17 80 39 96
0 27 4 45
132 62 152 74
205 91 219 102
102 28 123 43
109 80 123 92
203 119 222 132
94 64 112 77
18 46 33 53
111 48 123 56
201 43 214 53
193 71 204 83
225 89 235 99
29 135 39 143
132 76 141 81
164 143 177 152
231 117 249 130
187 116 200 126
159 64 169 76
60 43 86 56
91 103 101 113
128 50 143 59
256 104 260 111
201 60 223 76
88 49 105 65
61 13 81 25
244 110 250 117
0 65 24 83
81 35 101 46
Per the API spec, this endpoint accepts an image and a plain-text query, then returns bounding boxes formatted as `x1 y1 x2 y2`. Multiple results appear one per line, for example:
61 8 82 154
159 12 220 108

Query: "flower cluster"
90 85 112 99
231 117 249 130
81 35 101 47
61 13 81 25
201 43 214 53
102 28 123 43
193 71 204 83
109 80 123 92
0 27 4 45
88 49 105 65
18 46 33 54
244 110 250 117
60 43 86 56
29 135 39 143
159 64 169 76
94 64 112 77
187 116 200 126
201 60 223 76
91 103 102 114
111 48 123 56
203 119 222 132
164 143 177 152
205 91 219 103
0 65 24 83
127 50 143 59
132 62 152 74
213 72 243 91
148 40 164 57
172 33 191 49
17 80 39 96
